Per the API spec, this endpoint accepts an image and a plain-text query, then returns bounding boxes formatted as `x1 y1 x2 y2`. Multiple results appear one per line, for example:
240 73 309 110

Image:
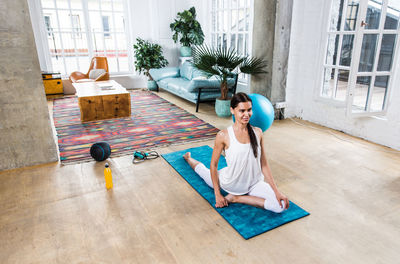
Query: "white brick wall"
286 0 400 150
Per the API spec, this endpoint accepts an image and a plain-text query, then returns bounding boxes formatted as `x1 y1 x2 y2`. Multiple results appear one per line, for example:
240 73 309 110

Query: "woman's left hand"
275 191 290 209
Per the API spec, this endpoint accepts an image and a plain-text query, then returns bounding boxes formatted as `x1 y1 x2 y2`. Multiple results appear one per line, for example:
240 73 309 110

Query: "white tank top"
219 126 264 195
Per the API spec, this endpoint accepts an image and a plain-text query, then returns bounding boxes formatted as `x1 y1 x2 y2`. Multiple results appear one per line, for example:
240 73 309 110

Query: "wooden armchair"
69 57 110 83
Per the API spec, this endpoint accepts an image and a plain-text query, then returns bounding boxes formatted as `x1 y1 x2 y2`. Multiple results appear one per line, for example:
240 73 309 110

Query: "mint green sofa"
149 62 237 112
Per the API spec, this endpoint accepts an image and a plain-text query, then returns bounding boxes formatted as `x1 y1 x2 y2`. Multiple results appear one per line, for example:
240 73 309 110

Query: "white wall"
286 0 400 150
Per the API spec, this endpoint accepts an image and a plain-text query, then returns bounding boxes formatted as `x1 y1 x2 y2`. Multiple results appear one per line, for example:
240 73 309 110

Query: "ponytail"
247 123 258 158
231 92 258 158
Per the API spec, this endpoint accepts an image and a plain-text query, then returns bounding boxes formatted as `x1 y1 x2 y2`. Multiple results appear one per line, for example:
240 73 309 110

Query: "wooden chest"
73 80 131 122
78 93 131 122
42 72 63 95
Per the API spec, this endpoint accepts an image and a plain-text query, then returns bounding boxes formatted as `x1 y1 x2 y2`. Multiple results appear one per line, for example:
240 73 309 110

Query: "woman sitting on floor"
183 92 289 212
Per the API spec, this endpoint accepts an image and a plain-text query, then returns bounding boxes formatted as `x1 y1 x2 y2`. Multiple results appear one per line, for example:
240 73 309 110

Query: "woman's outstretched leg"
183 152 213 188
183 152 200 169
225 194 266 208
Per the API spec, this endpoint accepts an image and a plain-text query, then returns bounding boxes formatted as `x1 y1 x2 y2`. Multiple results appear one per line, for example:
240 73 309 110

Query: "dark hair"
231 92 258 158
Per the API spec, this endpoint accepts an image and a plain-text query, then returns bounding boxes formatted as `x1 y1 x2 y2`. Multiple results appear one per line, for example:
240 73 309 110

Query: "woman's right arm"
210 131 228 208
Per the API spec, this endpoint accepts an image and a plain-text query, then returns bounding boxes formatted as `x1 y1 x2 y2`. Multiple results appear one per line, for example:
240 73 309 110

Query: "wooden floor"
1 90 400 264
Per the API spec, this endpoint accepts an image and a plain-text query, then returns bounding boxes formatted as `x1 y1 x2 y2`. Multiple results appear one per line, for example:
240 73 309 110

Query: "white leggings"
194 163 285 213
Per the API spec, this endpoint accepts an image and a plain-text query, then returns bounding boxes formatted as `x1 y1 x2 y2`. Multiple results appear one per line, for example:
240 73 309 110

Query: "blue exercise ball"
90 142 111 161
232 93 274 132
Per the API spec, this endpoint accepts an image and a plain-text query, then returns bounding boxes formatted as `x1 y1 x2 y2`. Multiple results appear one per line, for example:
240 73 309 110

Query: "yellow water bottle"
104 163 113 189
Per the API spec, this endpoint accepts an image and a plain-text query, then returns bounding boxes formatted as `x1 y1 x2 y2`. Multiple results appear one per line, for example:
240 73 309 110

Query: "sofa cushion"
191 67 207 80
179 62 194 80
165 77 191 92
149 67 180 81
186 77 236 93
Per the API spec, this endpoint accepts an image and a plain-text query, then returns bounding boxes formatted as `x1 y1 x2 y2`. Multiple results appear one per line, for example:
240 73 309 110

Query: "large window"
322 0 399 116
210 0 253 81
40 0 129 75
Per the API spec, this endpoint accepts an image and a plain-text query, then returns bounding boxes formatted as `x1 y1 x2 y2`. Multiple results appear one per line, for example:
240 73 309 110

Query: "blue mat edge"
162 145 310 240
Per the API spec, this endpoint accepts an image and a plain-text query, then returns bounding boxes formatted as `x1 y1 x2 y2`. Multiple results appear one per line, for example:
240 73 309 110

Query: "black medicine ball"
90 142 111 161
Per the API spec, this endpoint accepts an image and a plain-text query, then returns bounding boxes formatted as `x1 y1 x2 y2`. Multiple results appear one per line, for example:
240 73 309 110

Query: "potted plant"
133 38 168 91
192 45 267 117
170 7 204 57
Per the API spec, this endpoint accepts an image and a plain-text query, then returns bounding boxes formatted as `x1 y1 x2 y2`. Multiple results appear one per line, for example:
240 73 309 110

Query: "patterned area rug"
53 90 219 164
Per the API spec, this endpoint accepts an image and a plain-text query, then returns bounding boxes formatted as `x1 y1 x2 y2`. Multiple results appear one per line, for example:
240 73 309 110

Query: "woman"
183 92 289 212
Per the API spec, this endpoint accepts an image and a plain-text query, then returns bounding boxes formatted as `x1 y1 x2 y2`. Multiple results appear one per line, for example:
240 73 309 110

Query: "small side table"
42 72 63 95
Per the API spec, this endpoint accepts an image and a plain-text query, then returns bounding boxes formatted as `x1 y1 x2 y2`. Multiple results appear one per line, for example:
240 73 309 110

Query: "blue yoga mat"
162 145 310 240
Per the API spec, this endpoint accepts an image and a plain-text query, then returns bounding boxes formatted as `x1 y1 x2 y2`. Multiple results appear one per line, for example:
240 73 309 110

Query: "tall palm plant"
192 45 267 100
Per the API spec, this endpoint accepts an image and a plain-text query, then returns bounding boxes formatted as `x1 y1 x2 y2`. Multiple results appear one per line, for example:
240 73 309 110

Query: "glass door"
347 0 400 116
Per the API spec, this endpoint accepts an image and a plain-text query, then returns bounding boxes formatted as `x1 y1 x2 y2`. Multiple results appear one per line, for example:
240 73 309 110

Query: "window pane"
353 76 371 111
325 34 339 65
344 0 359 31
329 0 345 31
64 56 78 75
246 8 250 31
114 14 125 32
218 11 223 31
56 0 69 9
238 9 245 31
118 56 129 72
231 10 237 31
107 56 118 72
335 70 349 100
58 10 72 31
238 33 243 55
239 0 245 8
322 68 335 98
101 0 112 10
47 32 62 56
223 11 228 32
244 34 249 55
217 34 222 48
51 56 64 73
77 56 90 73
102 16 111 37
116 33 127 52
70 0 83 9
365 0 382 30
88 0 100 10
377 34 397 71
339 34 354 66
358 34 378 72
222 33 227 49
371 76 389 111
89 11 102 31
92 33 105 54
113 1 124 11
61 32 76 55
218 0 223 9
212 11 217 31
232 0 237 8
41 0 54 8
230 34 236 50
75 32 88 53
224 0 229 9
384 0 400 29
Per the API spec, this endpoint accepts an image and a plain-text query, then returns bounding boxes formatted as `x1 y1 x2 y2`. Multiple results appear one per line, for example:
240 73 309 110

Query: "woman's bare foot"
183 152 200 169
225 194 238 203
183 152 191 161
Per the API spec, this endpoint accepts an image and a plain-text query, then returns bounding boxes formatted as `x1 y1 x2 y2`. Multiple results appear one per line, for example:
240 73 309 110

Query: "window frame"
209 0 254 84
317 0 400 117
37 0 131 76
